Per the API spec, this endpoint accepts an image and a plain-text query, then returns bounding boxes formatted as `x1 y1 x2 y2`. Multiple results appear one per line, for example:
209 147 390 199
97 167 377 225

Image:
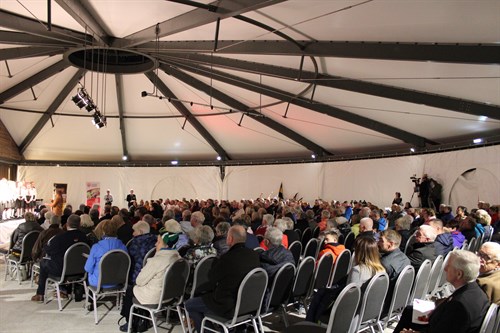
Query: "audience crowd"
5 193 500 333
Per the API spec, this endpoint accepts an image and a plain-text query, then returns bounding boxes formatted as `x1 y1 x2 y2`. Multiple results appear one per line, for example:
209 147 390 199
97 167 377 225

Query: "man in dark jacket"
10 212 43 254
430 219 453 257
31 214 88 302
407 225 437 271
394 250 489 333
185 225 260 333
260 227 294 280
378 230 411 314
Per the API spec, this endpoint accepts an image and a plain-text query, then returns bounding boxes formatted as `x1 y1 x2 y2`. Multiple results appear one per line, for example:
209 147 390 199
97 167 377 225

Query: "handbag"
131 308 151 333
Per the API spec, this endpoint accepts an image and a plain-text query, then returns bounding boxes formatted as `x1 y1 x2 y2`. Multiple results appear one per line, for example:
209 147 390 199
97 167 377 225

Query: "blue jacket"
85 237 127 287
128 233 157 285
434 233 454 257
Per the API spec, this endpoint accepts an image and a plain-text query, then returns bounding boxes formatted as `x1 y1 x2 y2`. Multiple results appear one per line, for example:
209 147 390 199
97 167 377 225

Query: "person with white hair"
476 241 500 304
128 221 157 285
255 213 274 237
407 224 438 271
394 250 489 333
476 209 493 240
259 227 294 280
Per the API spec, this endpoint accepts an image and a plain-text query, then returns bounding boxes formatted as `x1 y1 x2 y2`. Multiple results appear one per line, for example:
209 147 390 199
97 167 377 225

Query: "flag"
278 182 284 200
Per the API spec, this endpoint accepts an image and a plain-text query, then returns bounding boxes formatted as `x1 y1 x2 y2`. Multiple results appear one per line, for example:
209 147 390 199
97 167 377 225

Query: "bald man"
185 225 260 332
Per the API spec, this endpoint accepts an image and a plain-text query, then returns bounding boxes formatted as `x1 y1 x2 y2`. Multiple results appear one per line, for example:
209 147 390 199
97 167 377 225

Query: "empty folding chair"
425 255 443 299
479 303 498 333
288 256 315 313
308 253 334 299
288 240 302 266
303 238 320 260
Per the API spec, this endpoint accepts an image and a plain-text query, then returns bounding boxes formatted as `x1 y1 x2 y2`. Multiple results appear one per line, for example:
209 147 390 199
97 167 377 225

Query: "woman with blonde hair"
306 237 385 322
349 237 385 286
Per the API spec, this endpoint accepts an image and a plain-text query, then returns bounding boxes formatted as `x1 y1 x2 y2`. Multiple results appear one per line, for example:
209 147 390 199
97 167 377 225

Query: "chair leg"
93 292 98 324
252 318 260 333
281 305 289 328
176 305 188 333
55 283 62 311
150 309 158 333
257 316 264 333
128 305 135 333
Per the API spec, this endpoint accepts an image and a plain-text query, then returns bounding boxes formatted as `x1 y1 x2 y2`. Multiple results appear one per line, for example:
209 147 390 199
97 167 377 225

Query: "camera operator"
419 174 431 208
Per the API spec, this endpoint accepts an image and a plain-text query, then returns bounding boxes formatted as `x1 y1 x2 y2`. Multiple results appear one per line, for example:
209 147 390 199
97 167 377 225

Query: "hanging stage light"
71 88 90 109
92 111 106 129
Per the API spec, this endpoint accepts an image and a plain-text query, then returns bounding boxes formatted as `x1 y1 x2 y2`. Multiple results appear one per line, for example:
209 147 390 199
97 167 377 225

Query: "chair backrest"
343 232 355 251
97 250 130 290
288 240 302 266
479 303 498 333
142 247 156 267
230 267 268 324
301 227 312 249
264 263 296 313
159 258 190 307
409 259 432 303
293 229 302 240
385 265 415 322
303 238 319 259
436 252 451 290
312 226 321 239
468 237 477 252
292 256 315 298
329 249 352 287
357 272 389 330
254 247 265 253
190 254 216 298
313 252 334 290
19 231 40 263
426 255 444 295
404 234 417 255
326 283 361 333
59 242 90 281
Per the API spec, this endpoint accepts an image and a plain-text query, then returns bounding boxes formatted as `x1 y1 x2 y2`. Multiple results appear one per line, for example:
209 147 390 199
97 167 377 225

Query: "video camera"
410 174 421 193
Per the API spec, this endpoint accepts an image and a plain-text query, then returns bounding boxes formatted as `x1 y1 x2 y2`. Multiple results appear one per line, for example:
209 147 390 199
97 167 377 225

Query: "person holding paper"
394 250 489 333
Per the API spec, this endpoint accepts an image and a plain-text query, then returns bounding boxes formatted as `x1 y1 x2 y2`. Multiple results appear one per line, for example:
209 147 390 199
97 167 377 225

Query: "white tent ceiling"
0 0 499 167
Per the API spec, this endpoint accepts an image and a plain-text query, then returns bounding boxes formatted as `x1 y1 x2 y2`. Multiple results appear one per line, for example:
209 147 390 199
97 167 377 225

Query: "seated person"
429 219 453 257
128 221 157 285
31 214 88 301
161 219 189 251
10 212 43 255
84 219 127 289
259 227 294 280
260 219 289 250
119 230 182 331
184 225 217 270
185 225 260 333
378 230 411 314
443 219 465 248
213 222 230 257
317 229 345 263
394 250 489 333
476 242 500 304
407 225 437 271
32 215 63 262
306 237 385 323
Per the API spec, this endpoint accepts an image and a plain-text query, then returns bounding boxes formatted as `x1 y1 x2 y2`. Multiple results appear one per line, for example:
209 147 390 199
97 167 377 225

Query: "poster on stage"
53 183 68 208
86 181 100 209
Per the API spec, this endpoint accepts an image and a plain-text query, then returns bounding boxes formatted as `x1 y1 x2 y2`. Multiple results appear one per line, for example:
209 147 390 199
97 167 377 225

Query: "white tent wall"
17 145 499 210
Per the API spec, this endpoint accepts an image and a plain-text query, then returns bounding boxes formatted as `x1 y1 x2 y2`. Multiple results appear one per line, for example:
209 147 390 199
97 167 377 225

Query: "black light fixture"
72 88 91 109
92 111 106 128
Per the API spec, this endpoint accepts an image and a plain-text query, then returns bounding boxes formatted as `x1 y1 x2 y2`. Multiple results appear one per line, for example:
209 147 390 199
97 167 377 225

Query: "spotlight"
72 89 90 109
122 155 128 161
216 156 222 161
473 138 483 144
92 111 106 129
478 116 488 122
311 154 316 159
410 148 416 153
171 160 178 165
